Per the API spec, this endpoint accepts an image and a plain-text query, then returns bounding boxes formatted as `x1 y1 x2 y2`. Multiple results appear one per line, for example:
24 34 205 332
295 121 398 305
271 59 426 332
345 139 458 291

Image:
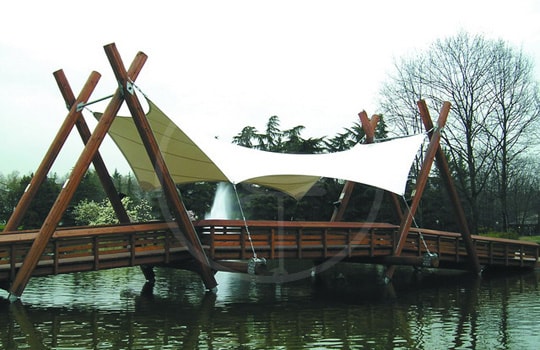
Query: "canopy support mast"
103 43 217 291
384 101 450 281
417 100 481 275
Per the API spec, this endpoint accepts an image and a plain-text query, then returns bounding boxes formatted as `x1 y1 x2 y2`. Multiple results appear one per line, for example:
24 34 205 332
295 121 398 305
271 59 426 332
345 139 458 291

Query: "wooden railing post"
270 228 276 259
240 227 246 259
210 226 216 259
10 245 16 279
297 228 303 259
53 241 59 275
93 236 99 270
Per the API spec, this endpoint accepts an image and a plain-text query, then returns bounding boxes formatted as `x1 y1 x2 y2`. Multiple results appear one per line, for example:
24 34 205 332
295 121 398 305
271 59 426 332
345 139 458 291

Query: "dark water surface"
1 263 539 349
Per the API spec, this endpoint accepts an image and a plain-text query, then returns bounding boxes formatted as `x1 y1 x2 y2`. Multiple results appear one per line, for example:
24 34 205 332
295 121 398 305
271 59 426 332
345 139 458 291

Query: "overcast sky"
1 0 539 176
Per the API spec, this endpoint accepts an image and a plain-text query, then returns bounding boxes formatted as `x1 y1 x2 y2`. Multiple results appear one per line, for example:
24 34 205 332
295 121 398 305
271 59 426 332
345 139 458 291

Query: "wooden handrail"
195 220 399 229
0 222 173 243
1 221 537 250
1 221 537 288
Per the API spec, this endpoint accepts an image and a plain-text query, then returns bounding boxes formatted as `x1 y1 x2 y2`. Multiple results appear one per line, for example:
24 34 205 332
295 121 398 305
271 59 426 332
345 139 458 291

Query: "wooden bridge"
2 43 539 300
1 220 537 293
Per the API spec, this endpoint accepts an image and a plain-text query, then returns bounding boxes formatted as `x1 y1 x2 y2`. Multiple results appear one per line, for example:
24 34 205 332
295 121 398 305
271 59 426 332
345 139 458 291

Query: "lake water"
0 263 538 349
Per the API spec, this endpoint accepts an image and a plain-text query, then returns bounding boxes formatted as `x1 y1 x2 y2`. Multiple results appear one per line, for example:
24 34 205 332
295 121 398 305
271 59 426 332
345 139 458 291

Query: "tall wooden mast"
384 100 481 281
103 43 217 291
417 100 481 275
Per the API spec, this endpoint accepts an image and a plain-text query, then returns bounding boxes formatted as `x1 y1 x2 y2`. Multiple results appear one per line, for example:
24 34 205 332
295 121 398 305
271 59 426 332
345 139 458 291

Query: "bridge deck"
1 220 538 290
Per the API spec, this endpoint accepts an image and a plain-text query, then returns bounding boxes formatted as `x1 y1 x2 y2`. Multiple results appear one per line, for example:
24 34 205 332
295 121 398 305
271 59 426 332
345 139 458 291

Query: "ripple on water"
0 266 538 349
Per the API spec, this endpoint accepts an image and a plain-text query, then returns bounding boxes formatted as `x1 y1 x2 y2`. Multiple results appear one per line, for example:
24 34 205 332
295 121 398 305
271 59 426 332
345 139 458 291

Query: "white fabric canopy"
96 99 425 199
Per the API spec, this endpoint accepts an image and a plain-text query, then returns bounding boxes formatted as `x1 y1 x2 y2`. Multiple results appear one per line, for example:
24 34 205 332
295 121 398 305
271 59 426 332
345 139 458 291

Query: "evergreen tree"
4 173 61 229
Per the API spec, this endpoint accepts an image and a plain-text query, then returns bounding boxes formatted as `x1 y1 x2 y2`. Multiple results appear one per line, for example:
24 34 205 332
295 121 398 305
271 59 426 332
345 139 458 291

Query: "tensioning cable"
232 183 258 259
401 194 438 267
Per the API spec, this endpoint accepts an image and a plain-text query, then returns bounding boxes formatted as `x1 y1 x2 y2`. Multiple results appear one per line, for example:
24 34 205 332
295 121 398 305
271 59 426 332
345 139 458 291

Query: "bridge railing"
196 220 539 268
379 227 539 268
0 222 187 282
1 220 538 285
196 220 401 260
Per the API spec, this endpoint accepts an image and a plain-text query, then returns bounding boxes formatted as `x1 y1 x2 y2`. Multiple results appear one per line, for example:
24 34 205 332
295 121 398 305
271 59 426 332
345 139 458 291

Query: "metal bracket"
126 81 135 95
248 257 267 275
422 252 439 267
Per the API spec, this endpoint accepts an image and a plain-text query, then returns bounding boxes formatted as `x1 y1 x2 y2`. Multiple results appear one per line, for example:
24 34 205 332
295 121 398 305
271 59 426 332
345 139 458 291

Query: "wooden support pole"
8 50 147 299
53 69 130 224
2 72 101 232
330 112 379 222
384 101 450 281
417 100 481 274
103 43 217 291
330 181 355 221
359 112 378 144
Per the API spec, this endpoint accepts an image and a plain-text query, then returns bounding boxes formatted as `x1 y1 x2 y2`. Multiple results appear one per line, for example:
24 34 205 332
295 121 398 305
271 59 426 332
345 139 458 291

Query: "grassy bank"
520 235 540 244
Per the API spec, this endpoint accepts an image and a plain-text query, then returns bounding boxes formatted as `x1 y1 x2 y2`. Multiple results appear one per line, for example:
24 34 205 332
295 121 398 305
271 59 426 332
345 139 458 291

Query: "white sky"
1 0 539 176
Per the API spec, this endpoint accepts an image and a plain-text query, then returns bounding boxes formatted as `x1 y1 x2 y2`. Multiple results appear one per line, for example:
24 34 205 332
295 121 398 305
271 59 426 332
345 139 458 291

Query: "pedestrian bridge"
7 43 537 299
1 220 537 292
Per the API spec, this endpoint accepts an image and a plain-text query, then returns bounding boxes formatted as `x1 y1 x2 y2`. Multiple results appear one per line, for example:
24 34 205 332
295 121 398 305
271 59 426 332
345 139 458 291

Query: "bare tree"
506 157 540 234
379 56 427 136
486 44 540 231
379 32 540 233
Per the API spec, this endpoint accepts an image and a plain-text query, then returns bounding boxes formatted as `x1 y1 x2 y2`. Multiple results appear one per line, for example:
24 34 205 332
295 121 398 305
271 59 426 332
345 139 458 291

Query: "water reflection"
1 264 539 349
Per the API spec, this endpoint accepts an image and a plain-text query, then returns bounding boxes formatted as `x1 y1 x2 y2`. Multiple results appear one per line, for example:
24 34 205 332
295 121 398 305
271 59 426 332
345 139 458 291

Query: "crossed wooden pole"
331 101 481 280
6 43 217 299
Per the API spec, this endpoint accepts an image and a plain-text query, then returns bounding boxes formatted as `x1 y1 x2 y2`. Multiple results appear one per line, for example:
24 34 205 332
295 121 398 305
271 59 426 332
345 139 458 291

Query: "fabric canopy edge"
95 97 426 199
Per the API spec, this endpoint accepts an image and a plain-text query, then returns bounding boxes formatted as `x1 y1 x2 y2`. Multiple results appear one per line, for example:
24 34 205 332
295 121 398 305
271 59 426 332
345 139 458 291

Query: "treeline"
1 32 539 235
0 170 148 229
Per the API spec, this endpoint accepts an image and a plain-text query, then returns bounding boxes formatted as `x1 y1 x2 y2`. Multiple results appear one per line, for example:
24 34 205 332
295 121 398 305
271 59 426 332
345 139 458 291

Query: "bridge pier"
140 265 155 284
